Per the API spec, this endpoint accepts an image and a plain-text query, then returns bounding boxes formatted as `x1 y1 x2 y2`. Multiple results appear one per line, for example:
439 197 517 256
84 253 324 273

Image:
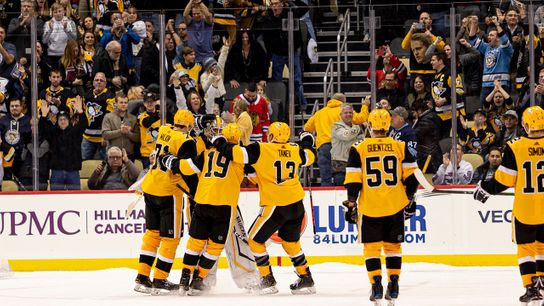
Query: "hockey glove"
404 197 416 220
158 153 180 174
342 200 358 224
299 131 315 149
473 183 491 204
211 134 227 148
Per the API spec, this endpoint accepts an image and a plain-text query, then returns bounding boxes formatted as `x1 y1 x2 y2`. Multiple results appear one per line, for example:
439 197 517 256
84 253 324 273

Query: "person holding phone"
367 45 406 90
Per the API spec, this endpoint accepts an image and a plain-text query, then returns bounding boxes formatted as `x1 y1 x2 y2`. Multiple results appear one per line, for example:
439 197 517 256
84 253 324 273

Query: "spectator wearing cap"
471 146 503 184
493 110 523 148
39 95 87 190
389 106 418 160
459 108 496 157
140 31 177 87
102 93 140 161
412 99 442 173
88 146 140 190
483 79 514 133
200 38 228 110
331 103 364 186
138 86 161 169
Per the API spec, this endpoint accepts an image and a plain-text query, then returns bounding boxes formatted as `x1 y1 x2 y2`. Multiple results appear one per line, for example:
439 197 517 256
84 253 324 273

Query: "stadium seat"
462 153 484 171
134 159 144 172
81 160 103 179
1 180 18 192
80 179 89 190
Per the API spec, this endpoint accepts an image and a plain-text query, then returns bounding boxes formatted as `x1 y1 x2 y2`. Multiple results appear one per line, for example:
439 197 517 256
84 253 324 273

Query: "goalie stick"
413 168 514 197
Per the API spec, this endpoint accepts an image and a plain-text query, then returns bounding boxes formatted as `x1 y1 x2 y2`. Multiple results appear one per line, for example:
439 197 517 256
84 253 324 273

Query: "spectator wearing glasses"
93 40 129 93
88 146 140 190
100 12 141 74
376 71 406 110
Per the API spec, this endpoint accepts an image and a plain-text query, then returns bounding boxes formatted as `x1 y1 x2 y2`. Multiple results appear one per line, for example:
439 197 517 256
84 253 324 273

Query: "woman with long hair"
34 0 50 21
80 31 98 90
406 75 432 109
59 39 85 94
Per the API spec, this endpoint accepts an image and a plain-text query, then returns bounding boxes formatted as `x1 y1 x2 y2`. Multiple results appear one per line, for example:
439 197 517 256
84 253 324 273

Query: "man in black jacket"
39 95 88 190
411 99 442 174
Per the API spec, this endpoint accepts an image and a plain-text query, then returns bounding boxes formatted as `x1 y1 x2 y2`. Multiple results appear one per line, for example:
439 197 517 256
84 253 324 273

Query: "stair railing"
337 8 350 92
323 58 334 107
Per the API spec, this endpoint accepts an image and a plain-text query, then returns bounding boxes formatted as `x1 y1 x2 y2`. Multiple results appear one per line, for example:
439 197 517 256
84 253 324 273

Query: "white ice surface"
0 263 525 306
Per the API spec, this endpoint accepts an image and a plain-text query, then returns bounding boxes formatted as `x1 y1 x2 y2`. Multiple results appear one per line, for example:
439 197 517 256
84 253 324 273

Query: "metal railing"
337 8 350 92
323 58 335 107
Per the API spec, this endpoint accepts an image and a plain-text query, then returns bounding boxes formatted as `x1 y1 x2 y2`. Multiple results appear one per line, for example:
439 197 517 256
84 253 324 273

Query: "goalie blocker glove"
158 154 181 174
342 200 358 224
473 182 491 204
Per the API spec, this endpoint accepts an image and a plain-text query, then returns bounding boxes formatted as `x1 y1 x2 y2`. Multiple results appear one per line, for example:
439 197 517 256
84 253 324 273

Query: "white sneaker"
337 14 344 23
363 33 370 43
307 38 318 64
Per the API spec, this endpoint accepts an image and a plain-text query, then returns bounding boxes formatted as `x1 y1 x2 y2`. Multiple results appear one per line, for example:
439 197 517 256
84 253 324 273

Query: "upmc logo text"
0 210 81 236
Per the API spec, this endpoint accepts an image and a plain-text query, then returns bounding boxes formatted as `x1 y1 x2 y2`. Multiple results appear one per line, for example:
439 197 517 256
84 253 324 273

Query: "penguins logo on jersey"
485 49 498 69
146 127 160 144
86 102 103 124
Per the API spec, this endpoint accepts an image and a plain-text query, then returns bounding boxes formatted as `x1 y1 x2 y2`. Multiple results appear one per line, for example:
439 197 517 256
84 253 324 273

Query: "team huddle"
126 105 544 306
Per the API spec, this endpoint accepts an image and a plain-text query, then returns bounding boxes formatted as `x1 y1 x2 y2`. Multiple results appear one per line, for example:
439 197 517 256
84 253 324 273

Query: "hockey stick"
126 170 148 218
413 168 514 197
306 167 316 235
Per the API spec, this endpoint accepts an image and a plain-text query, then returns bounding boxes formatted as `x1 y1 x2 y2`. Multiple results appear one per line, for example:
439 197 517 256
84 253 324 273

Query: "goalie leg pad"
138 230 161 276
364 242 383 284
154 237 180 280
383 242 402 280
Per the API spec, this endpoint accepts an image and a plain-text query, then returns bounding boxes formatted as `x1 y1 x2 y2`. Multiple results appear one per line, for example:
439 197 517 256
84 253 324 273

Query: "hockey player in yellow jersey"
343 108 419 305
216 121 317 295
159 123 255 295
475 106 544 304
134 109 197 295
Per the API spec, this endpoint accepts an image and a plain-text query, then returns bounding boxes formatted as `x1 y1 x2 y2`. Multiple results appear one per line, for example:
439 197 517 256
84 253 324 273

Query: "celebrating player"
133 109 197 295
159 123 259 295
216 122 316 295
343 109 419 306
474 106 544 305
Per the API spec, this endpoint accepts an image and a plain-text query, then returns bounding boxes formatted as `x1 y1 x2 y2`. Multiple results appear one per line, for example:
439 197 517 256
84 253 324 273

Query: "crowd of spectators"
0 0 321 191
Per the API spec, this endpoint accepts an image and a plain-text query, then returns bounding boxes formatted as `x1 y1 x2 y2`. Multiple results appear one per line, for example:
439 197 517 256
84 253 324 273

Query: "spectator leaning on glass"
102 93 140 161
331 103 364 186
39 95 87 190
88 146 140 190
432 143 474 185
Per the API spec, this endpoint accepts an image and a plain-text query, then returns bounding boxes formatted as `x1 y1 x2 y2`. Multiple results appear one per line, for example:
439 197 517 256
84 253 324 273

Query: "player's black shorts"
188 204 235 244
513 217 544 244
249 200 305 243
360 209 404 244
144 192 184 239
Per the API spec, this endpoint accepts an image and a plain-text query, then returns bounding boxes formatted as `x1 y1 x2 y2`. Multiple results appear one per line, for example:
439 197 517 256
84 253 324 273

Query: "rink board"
0 188 518 271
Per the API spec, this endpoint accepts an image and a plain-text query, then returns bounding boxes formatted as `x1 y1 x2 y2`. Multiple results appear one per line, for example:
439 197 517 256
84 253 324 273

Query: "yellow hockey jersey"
494 136 544 225
141 125 196 196
344 136 418 217
138 111 161 157
228 142 315 206
178 147 245 206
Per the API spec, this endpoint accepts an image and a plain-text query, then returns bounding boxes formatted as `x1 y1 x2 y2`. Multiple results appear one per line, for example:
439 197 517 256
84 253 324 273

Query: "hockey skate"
151 278 180 295
257 273 279 295
179 268 192 294
519 277 543 306
290 268 316 295
134 274 152 294
187 276 209 296
384 275 399 306
370 275 384 306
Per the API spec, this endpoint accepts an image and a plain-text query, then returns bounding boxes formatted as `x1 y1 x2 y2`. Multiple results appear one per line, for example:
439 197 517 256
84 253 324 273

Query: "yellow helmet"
174 109 195 129
368 108 391 132
268 121 290 143
522 106 544 132
222 123 241 144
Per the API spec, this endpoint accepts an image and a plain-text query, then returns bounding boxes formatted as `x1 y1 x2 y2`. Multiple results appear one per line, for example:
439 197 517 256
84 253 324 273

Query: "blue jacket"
470 31 513 88
389 123 418 159
100 27 141 69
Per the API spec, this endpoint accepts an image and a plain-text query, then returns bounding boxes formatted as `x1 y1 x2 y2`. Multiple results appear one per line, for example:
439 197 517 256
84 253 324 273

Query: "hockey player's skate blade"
291 286 316 295
386 299 396 306
187 288 204 296
133 283 152 294
372 301 382 306
257 285 279 295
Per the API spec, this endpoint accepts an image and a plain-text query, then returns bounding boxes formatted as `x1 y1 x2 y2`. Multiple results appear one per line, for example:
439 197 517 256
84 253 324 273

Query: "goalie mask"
199 114 223 139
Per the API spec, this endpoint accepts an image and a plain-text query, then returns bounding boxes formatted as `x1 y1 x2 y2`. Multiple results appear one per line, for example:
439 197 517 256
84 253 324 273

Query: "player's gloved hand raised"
158 153 180 174
211 134 227 148
473 183 491 204
342 200 358 224
404 196 416 220
299 131 315 149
